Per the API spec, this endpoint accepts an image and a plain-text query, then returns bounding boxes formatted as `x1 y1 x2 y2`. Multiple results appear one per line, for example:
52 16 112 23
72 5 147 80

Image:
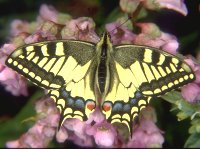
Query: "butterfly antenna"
109 16 131 35
109 2 143 36
129 2 143 24
75 24 81 39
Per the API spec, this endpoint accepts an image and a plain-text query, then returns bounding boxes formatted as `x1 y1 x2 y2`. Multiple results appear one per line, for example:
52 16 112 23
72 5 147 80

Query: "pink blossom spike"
134 23 179 55
105 22 136 45
156 0 188 16
125 107 164 148
86 121 117 147
39 4 58 23
6 98 59 148
181 83 200 103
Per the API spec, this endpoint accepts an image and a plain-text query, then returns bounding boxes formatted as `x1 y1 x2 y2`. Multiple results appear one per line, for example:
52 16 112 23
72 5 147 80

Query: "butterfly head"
96 31 113 55
98 31 112 43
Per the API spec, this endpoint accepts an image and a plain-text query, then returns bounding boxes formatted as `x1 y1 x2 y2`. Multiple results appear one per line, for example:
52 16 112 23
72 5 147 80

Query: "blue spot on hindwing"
130 98 137 106
113 102 123 112
135 91 141 98
66 97 74 106
123 104 130 112
61 88 69 98
75 98 85 109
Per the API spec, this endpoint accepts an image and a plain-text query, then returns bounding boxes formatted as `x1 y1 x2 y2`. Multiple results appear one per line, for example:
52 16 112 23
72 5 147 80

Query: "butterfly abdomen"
98 48 107 93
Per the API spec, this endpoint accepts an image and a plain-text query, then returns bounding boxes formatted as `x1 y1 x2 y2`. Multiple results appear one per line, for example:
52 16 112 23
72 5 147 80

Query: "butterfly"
6 32 195 136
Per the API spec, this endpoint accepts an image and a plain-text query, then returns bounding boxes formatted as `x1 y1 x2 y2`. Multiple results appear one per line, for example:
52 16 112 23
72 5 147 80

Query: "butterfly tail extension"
102 95 152 136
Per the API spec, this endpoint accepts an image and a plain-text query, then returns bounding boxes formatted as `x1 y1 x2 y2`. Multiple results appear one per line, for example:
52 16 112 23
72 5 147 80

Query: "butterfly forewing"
6 40 97 126
113 45 195 95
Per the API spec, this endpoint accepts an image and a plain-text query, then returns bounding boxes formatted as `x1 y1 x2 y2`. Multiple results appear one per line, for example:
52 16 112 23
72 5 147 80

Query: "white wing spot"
23 68 29 73
168 82 173 88
184 75 189 80
35 76 42 82
18 64 23 69
189 74 194 79
179 78 184 82
174 80 179 85
7 58 13 64
29 72 35 78
13 61 18 66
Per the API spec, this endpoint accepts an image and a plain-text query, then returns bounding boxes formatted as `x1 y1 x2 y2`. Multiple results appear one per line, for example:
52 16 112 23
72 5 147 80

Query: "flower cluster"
181 58 200 103
6 98 59 148
0 0 198 148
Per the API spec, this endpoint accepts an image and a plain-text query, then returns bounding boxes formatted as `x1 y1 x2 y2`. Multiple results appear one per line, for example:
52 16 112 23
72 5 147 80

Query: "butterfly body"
6 32 195 135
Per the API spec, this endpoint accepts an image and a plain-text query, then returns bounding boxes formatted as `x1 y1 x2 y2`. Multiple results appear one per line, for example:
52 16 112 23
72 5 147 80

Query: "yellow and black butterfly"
6 32 195 136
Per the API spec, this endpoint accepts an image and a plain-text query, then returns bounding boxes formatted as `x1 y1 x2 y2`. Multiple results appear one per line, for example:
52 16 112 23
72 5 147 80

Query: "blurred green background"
0 0 199 148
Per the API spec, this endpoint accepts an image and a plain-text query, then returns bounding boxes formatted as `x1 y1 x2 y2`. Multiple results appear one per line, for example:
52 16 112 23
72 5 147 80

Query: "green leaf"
161 91 182 104
184 133 200 148
104 7 124 24
0 91 44 147
189 119 200 134
162 91 199 118
177 111 190 121
179 31 199 50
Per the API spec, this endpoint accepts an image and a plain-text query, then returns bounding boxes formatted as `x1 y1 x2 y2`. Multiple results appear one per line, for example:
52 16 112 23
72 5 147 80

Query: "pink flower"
134 23 178 55
63 119 87 140
126 120 164 148
56 128 68 143
181 58 200 102
35 21 59 40
24 34 41 44
38 4 72 25
38 4 59 23
125 107 164 148
10 20 30 37
120 0 188 16
181 83 200 103
68 133 94 147
6 98 59 148
0 44 28 96
85 109 116 147
105 22 136 45
61 17 99 43
86 107 105 124
150 0 188 16
56 108 107 147
86 121 117 147
184 58 200 84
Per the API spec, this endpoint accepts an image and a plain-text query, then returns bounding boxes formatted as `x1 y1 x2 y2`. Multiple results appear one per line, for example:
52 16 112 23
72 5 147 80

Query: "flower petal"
181 83 200 103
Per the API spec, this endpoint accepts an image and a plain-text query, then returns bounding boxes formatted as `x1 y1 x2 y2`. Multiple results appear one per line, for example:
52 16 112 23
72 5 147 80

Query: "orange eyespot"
103 102 112 112
86 102 95 111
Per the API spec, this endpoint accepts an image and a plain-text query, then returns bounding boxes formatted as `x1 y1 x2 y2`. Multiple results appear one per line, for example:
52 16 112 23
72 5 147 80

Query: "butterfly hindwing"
6 40 97 127
102 60 152 134
102 44 195 135
48 66 97 127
